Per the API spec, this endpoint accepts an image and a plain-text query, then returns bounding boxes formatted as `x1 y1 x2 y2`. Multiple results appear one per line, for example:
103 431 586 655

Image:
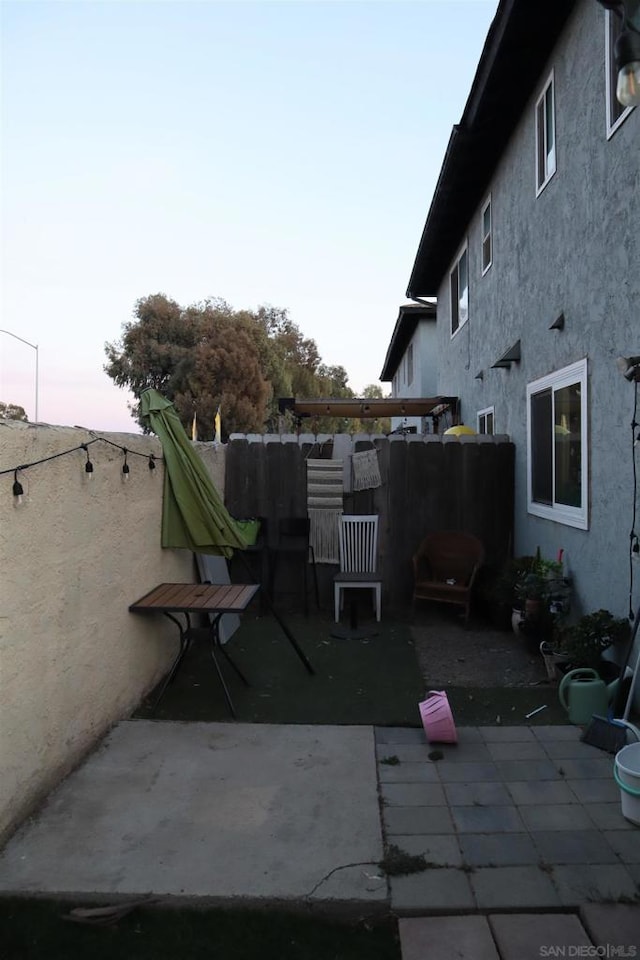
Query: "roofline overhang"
379 301 437 382
407 0 578 298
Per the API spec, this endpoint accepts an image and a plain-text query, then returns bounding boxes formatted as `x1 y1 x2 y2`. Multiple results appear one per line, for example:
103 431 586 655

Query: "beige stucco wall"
0 420 226 844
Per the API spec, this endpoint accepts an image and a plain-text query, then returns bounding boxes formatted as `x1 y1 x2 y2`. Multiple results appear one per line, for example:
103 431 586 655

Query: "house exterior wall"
432 0 639 617
0 421 226 843
390 321 438 432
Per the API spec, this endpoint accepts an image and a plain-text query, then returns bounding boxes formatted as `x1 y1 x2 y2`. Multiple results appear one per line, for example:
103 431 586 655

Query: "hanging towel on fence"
352 448 381 491
306 458 344 563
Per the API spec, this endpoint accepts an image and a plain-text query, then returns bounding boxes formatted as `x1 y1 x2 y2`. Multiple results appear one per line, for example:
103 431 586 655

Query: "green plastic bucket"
614 741 640 825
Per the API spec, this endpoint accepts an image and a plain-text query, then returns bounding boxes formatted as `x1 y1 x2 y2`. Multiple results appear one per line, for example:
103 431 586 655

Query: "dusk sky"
1 0 498 433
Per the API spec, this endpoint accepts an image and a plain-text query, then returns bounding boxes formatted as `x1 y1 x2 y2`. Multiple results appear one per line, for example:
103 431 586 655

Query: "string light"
12 470 24 505
81 444 94 479
2 434 163 500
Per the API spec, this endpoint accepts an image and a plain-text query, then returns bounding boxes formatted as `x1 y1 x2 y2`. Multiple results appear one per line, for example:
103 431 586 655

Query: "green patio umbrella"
139 388 248 556
140 387 314 674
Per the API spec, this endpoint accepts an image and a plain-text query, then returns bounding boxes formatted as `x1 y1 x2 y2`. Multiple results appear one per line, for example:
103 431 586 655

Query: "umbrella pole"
237 551 315 675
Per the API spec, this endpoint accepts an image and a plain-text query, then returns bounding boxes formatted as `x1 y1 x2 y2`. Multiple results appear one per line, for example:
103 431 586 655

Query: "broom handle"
623 646 640 721
618 602 640 718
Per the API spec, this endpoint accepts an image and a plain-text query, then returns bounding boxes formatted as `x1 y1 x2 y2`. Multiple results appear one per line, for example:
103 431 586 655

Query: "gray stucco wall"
432 0 639 619
389 321 438 432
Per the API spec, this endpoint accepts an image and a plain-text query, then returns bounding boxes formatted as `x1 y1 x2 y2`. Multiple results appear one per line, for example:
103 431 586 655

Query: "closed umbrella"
140 388 314 674
140 388 247 556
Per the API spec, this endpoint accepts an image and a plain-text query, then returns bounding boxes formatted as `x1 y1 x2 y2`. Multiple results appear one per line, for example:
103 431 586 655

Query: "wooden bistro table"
129 582 260 717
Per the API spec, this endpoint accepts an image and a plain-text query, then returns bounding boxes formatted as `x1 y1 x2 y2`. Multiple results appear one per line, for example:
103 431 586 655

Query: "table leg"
153 612 192 709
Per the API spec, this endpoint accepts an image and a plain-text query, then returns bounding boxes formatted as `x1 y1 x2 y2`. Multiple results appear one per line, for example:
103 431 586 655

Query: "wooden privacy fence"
224 434 514 610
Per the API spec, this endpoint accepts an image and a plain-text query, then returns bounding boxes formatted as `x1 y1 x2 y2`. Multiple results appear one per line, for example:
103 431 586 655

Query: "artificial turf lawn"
133 612 425 725
443 684 570 725
1 899 400 960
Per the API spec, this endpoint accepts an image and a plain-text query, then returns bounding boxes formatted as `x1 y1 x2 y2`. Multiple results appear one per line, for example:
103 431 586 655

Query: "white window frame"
535 71 556 196
477 406 495 435
450 242 469 338
526 358 588 530
481 196 492 275
606 10 634 138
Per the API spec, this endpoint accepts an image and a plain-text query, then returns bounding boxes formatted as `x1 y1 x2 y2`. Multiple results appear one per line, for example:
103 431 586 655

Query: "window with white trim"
477 406 494 435
527 359 588 530
535 72 556 195
606 10 634 137
450 244 468 336
481 197 492 275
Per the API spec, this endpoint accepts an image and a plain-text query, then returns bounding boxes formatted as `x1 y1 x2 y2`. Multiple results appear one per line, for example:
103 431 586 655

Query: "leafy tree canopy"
0 402 28 422
105 294 363 437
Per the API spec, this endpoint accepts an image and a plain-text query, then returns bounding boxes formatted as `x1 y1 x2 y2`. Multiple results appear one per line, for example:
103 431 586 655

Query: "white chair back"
338 515 378 574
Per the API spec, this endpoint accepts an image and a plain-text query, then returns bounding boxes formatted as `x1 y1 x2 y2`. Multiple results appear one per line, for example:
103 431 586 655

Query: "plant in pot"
490 555 537 632
553 609 630 678
513 555 564 645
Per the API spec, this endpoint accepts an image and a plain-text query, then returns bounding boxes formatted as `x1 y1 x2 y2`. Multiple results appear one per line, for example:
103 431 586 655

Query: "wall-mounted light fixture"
549 312 565 331
491 340 521 370
475 370 484 381
617 354 640 381
598 0 640 106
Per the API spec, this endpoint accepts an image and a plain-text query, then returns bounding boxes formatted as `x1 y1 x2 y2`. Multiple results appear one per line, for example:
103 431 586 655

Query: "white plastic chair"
333 515 382 623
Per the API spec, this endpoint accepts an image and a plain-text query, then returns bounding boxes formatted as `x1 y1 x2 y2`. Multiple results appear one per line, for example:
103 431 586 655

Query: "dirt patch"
410 607 549 688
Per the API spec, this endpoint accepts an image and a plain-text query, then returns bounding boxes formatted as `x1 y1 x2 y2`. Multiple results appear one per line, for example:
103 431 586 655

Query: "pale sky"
1 0 498 433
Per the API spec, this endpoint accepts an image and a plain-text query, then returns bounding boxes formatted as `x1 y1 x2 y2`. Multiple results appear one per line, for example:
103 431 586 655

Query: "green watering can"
558 668 619 725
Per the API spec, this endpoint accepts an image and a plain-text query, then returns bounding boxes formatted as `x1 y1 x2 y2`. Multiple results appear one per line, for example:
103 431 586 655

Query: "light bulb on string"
82 444 94 479
148 454 156 471
12 470 24 505
122 448 130 480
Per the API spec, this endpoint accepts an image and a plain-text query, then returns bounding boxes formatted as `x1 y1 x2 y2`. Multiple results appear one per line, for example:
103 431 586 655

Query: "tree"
0 402 28 421
104 294 356 437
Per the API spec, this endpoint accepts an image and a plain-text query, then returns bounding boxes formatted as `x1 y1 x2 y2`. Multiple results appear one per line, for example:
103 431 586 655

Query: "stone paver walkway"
375 725 640 912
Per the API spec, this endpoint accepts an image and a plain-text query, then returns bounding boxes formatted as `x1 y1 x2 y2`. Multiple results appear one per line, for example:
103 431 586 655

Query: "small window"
450 244 468 336
406 343 414 387
481 197 492 275
535 72 556 195
526 359 588 529
477 406 494 435
606 10 634 137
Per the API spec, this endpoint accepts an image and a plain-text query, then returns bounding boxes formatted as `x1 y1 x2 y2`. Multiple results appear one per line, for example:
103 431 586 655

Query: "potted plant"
513 554 565 643
489 555 537 631
553 609 629 676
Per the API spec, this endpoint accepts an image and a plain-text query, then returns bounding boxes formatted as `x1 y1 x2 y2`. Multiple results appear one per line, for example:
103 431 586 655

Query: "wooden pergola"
277 396 458 431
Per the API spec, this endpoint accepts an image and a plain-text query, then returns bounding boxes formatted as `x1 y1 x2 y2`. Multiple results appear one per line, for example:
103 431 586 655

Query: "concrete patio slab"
489 913 592 958
0 721 386 905
580 903 640 949
399 915 499 960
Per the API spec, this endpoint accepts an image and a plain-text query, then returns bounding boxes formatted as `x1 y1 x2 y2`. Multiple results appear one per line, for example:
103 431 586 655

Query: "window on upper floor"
406 343 414 387
477 406 494 435
526 359 588 530
535 72 556 195
450 244 468 337
606 10 634 137
481 197 492 275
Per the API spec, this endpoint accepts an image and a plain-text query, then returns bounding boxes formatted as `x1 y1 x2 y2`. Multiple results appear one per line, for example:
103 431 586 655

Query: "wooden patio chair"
333 514 382 623
412 531 485 624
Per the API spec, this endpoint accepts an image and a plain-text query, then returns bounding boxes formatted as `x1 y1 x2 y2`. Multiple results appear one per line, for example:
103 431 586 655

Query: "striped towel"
306 459 343 563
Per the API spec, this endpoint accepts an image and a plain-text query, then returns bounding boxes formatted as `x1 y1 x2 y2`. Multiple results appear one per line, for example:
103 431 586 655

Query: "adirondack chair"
333 515 382 623
412 531 485 624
